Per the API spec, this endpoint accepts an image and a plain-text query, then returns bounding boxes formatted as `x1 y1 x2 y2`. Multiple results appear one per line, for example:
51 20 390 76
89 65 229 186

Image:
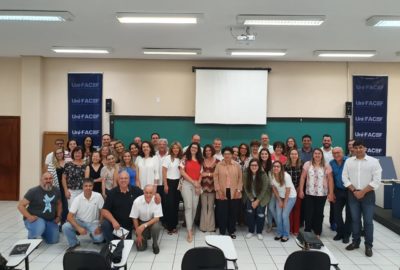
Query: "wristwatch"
143 223 148 228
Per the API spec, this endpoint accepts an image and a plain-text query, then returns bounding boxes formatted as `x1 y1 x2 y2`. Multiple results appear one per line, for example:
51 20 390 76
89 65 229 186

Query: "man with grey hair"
258 133 274 153
156 138 168 225
130 184 163 254
17 172 62 244
330 147 351 243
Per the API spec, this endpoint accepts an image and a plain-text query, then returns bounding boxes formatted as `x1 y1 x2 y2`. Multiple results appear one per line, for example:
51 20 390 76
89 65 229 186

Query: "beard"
42 183 52 191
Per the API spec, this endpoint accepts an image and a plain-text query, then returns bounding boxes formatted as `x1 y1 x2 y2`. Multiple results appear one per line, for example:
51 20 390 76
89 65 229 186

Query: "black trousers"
304 195 327 235
216 188 240 235
156 185 166 224
164 179 180 231
334 188 352 238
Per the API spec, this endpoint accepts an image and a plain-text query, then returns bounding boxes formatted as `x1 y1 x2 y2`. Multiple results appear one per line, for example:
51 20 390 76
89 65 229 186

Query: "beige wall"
0 57 398 197
0 57 21 116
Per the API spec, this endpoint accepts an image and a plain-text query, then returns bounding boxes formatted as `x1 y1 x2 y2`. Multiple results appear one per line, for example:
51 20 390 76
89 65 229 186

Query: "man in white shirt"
342 140 382 257
213 138 223 161
130 184 163 254
62 178 104 250
258 133 274 153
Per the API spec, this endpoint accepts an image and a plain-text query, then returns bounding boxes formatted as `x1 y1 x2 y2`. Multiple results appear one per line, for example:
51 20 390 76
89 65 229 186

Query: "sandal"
281 237 289 242
172 229 178 234
167 230 174 235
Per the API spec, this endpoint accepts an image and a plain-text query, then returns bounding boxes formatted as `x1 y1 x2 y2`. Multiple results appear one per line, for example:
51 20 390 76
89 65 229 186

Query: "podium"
375 157 397 209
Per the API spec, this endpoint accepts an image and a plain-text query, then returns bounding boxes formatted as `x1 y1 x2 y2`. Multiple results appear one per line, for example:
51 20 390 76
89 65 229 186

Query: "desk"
294 238 339 269
205 235 238 270
111 239 133 270
6 239 42 270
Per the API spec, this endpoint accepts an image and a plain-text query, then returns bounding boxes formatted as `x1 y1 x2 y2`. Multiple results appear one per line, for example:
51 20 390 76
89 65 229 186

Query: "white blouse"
136 156 160 188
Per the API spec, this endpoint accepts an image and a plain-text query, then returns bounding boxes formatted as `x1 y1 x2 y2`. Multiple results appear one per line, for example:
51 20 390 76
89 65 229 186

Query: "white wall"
0 57 399 197
0 57 21 116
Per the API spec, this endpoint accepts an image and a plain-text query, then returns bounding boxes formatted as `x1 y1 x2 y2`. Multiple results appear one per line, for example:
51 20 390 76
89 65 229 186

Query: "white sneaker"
257 234 263 240
245 233 254 239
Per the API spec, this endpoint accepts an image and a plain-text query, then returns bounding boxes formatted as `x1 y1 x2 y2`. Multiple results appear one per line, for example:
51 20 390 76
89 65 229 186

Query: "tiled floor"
1 201 400 270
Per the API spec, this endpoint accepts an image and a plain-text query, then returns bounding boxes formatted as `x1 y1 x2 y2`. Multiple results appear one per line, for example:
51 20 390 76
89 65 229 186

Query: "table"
6 239 42 270
111 239 133 270
294 237 339 269
205 235 238 270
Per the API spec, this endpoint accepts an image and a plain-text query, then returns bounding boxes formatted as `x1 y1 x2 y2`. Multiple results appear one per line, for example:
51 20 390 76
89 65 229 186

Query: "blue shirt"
330 157 348 190
300 148 313 163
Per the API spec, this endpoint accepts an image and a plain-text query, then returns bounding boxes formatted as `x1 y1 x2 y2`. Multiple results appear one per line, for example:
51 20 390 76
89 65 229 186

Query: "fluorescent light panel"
143 48 201 55
0 10 73 22
237 15 325 26
227 49 286 56
367 16 400 27
52 47 111 54
315 50 376 58
117 13 201 24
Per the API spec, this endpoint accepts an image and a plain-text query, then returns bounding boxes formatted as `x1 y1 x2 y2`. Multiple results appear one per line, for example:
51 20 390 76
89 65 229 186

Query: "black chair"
181 247 226 270
63 250 111 270
284 250 331 270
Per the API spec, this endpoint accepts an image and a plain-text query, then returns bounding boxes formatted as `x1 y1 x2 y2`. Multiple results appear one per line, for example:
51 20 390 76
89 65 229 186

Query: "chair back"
284 250 331 270
63 250 111 270
181 247 226 270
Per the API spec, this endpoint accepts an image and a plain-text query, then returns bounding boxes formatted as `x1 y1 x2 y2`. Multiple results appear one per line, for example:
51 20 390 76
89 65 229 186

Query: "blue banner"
68 73 102 149
353 76 387 156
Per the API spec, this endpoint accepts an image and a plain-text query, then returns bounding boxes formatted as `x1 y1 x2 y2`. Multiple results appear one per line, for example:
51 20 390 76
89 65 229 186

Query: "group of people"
18 132 382 258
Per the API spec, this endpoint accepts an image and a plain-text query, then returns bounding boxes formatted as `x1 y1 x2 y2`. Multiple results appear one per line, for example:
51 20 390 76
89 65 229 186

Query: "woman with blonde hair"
100 154 118 197
162 141 183 234
47 147 68 225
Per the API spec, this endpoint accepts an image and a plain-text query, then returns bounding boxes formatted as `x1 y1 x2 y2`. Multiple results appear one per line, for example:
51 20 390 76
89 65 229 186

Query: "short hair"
158 138 168 145
213 138 222 143
83 178 94 185
55 138 64 143
302 134 312 141
102 134 111 138
222 146 233 154
71 146 83 160
250 140 261 147
273 141 285 151
322 134 332 139
151 132 160 139
353 140 365 147
332 146 343 153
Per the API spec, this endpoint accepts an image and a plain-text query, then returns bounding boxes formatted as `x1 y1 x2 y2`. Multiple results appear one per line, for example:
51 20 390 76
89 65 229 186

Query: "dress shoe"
152 244 160 254
274 236 282 241
333 234 343 241
342 237 350 244
345 242 360 251
365 246 373 257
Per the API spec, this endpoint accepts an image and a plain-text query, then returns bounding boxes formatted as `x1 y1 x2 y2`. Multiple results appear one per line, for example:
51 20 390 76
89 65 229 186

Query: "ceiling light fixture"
52 47 111 54
237 15 325 26
116 13 202 24
367 16 400 27
226 49 287 56
0 10 73 22
314 50 376 58
143 48 201 55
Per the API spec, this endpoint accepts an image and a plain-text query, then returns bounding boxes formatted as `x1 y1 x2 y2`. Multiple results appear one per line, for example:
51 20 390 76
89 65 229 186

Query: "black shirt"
102 185 143 230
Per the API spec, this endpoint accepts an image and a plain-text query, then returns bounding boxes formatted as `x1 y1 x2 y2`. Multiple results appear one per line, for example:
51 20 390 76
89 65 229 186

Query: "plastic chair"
284 250 331 270
181 247 226 270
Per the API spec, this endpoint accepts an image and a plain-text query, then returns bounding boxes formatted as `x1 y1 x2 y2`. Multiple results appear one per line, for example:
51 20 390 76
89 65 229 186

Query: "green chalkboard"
110 116 349 150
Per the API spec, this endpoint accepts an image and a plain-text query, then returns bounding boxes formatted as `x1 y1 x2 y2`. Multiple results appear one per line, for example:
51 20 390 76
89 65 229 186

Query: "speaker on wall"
105 98 113 113
345 101 352 116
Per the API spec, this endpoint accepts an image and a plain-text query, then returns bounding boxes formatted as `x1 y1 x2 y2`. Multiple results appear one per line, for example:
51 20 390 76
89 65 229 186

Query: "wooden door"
0 116 20 200
42 132 68 173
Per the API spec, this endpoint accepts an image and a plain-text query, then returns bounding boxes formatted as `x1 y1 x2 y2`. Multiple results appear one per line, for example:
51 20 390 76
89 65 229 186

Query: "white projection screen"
195 69 268 124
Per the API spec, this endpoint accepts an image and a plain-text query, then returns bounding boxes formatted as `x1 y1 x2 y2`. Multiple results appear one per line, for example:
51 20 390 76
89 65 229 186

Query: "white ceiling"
1 0 400 61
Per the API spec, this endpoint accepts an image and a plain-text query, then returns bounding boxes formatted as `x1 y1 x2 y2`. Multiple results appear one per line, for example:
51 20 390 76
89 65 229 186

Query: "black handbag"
297 229 324 249
111 239 124 264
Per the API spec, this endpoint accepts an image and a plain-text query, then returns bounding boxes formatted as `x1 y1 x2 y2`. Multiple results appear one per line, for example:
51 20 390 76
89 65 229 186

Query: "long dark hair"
139 141 156 157
258 148 272 173
246 159 264 196
82 136 95 153
184 142 203 164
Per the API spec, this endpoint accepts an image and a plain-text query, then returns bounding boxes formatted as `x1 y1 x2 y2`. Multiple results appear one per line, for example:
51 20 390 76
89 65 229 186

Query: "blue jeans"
267 196 276 226
24 218 59 244
275 197 296 238
348 190 375 247
62 219 104 247
246 199 266 234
